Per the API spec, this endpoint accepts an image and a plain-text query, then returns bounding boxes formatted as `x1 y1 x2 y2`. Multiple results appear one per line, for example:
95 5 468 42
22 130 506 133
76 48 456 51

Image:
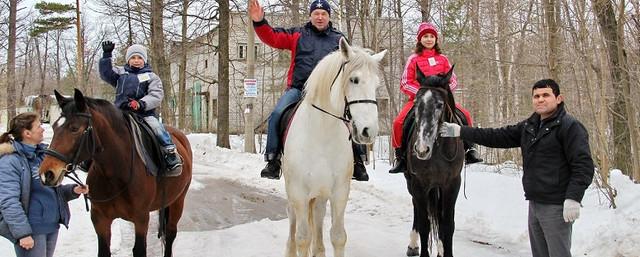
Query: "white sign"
244 79 258 98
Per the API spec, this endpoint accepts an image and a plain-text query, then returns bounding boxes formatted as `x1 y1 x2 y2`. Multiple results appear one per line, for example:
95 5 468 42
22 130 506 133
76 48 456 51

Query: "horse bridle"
414 86 459 162
44 112 97 183
44 110 137 206
311 60 378 128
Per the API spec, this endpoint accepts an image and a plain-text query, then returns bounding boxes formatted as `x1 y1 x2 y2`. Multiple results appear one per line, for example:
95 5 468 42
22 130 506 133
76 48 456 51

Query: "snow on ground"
1 132 638 257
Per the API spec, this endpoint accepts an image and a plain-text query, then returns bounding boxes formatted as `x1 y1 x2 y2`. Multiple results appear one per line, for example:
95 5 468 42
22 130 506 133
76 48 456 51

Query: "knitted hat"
417 22 439 42
125 44 148 64
309 0 331 16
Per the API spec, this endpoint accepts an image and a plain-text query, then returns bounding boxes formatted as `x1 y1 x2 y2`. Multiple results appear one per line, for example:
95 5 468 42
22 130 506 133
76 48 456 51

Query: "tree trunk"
591 0 634 175
178 0 189 130
417 0 432 21
7 0 18 119
150 0 174 124
542 0 561 81
76 0 84 91
55 31 62 89
216 0 230 148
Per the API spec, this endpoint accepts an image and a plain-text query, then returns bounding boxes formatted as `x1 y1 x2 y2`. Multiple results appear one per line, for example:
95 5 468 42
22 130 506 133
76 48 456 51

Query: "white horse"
282 38 386 257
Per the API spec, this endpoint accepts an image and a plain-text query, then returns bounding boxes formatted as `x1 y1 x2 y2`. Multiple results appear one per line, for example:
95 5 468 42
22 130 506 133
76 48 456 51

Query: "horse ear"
339 37 352 59
371 49 387 62
73 88 87 112
444 64 455 83
54 90 71 109
416 64 428 86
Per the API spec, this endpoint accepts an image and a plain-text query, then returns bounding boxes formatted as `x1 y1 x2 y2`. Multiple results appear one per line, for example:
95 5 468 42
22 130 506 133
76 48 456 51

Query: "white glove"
439 122 461 137
563 199 581 222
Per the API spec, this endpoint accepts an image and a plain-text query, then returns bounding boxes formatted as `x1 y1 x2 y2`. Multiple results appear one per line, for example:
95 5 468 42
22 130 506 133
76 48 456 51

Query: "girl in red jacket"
389 22 482 174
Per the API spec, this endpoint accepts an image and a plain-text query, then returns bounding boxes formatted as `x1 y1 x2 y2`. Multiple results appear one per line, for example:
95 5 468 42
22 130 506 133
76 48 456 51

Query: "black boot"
389 148 406 174
353 159 369 181
465 145 483 164
164 147 183 176
261 159 282 179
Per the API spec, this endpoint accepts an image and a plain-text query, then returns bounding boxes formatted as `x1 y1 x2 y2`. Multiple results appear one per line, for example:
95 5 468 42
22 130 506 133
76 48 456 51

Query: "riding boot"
77 159 93 172
261 159 282 179
164 146 183 176
389 148 406 174
353 157 369 181
464 141 483 164
351 144 369 181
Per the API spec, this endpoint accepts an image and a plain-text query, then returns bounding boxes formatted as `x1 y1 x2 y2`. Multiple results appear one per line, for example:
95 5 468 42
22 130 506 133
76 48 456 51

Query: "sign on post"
243 79 258 98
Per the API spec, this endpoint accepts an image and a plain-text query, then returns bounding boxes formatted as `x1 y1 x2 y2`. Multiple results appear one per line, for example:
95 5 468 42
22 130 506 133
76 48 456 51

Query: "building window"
204 59 208 69
238 43 259 59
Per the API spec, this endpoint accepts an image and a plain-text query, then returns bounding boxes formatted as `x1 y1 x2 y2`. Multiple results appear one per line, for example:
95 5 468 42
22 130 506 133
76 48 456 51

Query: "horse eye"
350 77 359 84
436 102 444 109
71 126 80 133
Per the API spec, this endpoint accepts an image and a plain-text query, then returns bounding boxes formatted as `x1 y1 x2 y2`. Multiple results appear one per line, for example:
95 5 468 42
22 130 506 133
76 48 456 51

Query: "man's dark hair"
532 79 560 96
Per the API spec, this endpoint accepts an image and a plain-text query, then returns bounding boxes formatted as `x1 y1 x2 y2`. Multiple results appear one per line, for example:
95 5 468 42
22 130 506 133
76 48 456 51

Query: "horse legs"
415 197 432 257
329 188 349 257
91 211 114 257
132 213 150 257
163 197 186 257
407 197 420 256
438 182 461 257
311 197 328 257
291 199 312 257
286 204 297 257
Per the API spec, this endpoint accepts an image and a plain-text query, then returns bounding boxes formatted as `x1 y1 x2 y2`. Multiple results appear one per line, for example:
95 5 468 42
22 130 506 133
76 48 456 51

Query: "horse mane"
304 46 380 107
62 97 127 127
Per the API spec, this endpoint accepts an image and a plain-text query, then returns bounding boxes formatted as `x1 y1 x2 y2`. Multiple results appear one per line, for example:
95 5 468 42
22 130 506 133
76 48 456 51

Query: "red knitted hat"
417 22 439 42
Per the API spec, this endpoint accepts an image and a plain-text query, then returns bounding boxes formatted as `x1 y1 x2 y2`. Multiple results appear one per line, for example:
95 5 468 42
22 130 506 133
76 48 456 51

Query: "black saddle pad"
126 113 166 173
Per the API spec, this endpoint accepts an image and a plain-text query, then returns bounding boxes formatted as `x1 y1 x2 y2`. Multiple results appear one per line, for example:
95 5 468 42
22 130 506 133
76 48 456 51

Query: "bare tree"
216 0 230 148
150 0 175 124
591 0 638 178
7 0 18 119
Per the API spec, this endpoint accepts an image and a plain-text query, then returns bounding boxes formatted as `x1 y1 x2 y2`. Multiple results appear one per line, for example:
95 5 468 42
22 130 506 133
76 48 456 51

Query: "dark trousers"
528 201 573 257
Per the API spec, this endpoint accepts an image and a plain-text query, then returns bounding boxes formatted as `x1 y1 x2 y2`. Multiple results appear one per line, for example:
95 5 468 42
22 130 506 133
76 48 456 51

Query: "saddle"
276 100 303 154
125 113 181 177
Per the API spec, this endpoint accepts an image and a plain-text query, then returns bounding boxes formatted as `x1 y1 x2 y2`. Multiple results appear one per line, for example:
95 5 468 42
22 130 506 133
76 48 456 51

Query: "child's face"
128 55 145 68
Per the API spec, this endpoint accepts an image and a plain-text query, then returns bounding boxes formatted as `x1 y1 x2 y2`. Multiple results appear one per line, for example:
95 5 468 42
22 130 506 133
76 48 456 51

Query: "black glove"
102 41 115 57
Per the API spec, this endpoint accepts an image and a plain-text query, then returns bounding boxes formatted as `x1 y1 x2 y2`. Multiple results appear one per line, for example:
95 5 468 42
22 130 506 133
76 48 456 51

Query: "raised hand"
248 0 265 22
102 41 115 53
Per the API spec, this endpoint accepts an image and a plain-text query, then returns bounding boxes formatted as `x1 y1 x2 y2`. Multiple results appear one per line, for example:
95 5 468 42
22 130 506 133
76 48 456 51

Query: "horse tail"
426 187 442 254
158 206 169 243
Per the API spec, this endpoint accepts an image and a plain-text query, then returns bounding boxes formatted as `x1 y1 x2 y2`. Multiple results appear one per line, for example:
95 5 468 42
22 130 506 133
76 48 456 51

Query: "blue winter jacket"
0 141 79 243
99 55 164 117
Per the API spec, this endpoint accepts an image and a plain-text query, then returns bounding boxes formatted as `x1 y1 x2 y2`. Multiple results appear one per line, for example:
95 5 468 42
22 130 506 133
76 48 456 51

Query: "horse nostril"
362 127 369 138
45 170 55 183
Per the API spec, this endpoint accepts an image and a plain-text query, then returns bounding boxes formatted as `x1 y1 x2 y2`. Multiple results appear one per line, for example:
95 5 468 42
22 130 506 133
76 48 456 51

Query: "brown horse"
38 89 192 257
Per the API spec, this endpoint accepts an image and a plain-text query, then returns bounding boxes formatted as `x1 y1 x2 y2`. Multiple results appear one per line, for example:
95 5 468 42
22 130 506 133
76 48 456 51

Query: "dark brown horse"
403 66 464 257
38 89 192 257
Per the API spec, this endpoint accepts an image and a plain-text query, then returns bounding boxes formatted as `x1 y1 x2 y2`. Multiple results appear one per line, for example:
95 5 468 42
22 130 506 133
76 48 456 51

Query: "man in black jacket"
439 79 594 257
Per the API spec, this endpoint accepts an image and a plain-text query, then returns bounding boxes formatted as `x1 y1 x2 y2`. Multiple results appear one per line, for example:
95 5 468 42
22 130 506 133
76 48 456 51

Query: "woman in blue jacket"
0 112 88 257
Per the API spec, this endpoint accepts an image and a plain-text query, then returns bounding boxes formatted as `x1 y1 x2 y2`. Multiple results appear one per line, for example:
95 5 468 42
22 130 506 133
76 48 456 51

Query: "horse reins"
310 60 378 139
44 111 136 209
45 112 95 211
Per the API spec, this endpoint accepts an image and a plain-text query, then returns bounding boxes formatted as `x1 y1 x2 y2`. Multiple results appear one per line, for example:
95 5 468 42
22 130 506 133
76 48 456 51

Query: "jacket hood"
0 142 15 156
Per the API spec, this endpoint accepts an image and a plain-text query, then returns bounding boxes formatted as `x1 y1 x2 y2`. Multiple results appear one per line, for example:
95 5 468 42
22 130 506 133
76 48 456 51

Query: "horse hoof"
406 246 419 256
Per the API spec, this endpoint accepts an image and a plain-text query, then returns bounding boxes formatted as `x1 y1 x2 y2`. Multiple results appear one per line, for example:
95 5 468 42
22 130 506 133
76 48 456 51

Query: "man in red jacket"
249 0 370 181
